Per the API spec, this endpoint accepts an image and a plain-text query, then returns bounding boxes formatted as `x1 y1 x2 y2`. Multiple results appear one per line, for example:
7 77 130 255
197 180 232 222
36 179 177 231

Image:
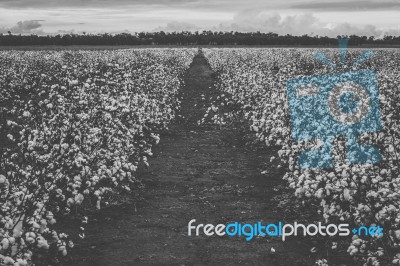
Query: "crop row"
0 49 196 265
203 48 400 265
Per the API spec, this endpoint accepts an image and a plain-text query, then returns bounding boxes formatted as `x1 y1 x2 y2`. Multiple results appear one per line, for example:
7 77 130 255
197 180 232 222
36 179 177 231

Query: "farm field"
203 47 400 266
1 47 400 266
63 54 311 266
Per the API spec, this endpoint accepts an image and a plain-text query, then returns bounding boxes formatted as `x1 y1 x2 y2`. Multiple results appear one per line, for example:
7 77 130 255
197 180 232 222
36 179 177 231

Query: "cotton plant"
0 49 197 264
203 48 400 265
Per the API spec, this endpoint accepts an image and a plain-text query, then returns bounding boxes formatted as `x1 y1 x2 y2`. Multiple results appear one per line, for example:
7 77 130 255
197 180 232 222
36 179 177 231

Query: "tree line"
0 31 399 46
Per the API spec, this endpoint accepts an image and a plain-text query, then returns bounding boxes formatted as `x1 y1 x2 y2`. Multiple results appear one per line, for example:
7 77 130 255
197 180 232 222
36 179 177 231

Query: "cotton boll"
1 238 10 250
343 189 350 201
37 237 49 250
2 256 15 265
0 175 7 184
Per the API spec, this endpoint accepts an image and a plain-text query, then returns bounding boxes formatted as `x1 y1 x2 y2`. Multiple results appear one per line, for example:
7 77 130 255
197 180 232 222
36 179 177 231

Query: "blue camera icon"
286 69 382 168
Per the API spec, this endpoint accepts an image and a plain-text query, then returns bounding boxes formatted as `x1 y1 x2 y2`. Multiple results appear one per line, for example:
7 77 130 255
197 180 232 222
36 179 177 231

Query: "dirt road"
70 55 310 266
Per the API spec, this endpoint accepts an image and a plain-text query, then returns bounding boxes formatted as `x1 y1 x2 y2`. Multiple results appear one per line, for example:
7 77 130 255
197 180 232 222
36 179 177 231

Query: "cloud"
156 10 400 37
217 9 400 37
2 0 396 13
224 11 320 34
0 3 398 37
0 20 44 34
153 21 201 32
0 0 269 13
0 0 398 37
291 0 400 11
0 0 203 8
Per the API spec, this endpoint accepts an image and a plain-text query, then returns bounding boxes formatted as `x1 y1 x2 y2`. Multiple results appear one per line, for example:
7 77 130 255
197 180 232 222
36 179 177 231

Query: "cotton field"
203 48 400 265
1 46 400 265
0 49 196 265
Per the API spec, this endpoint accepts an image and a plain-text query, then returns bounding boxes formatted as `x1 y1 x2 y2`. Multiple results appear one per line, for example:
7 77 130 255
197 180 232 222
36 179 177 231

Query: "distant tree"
0 31 399 46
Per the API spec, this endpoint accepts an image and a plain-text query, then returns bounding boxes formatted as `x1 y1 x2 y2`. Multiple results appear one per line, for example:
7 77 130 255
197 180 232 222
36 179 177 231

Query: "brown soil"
66 55 313 266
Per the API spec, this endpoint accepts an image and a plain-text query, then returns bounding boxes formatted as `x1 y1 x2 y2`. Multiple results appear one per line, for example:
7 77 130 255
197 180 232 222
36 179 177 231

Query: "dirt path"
70 55 310 266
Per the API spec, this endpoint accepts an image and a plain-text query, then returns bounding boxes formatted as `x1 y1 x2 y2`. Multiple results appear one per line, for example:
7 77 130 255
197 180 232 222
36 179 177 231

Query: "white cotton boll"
343 188 350 201
96 198 101 210
16 259 28 266
74 194 84 205
22 111 31 117
316 188 324 199
395 230 400 240
1 238 10 249
3 257 14 265
66 198 74 207
58 245 68 256
352 238 362 247
342 170 349 179
388 145 395 153
7 134 14 141
0 175 7 184
327 172 335 179
37 237 49 250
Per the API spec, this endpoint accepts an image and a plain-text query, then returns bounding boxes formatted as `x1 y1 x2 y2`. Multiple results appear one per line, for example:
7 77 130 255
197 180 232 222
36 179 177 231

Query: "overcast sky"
0 0 399 37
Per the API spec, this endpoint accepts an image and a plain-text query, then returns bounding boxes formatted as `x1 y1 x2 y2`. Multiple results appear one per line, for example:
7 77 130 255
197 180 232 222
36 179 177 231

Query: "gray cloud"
5 0 389 12
291 0 400 11
156 10 400 37
227 11 319 34
0 20 44 34
153 21 201 32
212 11 321 35
0 0 202 8
222 9 400 37
0 0 266 13
0 1 398 37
